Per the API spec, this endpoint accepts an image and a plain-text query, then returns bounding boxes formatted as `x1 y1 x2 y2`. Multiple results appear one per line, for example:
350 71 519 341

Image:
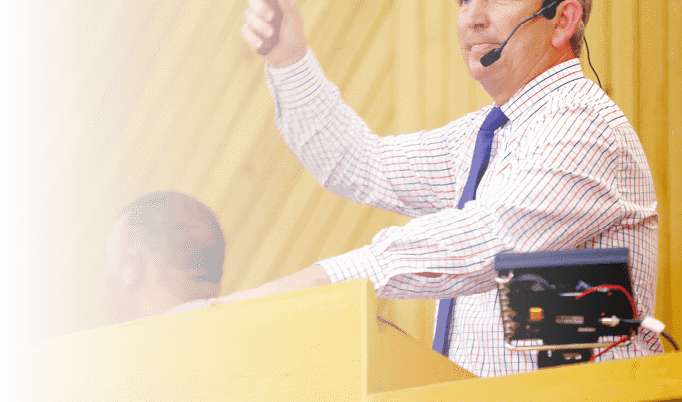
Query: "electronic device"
494 248 636 368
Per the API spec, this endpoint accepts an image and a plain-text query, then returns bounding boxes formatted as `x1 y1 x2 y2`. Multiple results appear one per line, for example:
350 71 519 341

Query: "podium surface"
369 352 682 401
21 280 682 401
22 280 472 401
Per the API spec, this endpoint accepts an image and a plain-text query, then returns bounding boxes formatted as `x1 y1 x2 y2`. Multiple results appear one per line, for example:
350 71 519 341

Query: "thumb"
276 0 298 12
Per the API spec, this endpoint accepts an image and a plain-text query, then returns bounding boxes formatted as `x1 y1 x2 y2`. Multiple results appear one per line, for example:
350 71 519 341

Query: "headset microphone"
480 0 565 67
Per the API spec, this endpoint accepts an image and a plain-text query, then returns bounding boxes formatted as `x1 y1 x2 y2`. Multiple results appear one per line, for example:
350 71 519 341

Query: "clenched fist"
241 0 308 68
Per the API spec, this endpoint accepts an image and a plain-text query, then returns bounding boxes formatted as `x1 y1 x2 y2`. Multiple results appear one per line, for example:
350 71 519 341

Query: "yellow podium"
21 280 682 401
22 280 473 401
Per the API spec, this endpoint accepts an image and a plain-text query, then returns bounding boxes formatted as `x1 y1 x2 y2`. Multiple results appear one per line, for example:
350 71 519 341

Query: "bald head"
104 191 225 323
117 191 225 283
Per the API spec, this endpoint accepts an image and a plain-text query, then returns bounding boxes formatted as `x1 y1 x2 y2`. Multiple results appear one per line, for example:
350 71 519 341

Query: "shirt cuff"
266 47 313 77
316 246 388 290
265 47 325 111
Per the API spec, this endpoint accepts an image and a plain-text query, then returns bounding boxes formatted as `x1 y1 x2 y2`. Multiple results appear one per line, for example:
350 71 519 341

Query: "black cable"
620 318 642 325
613 318 643 331
661 331 680 351
377 316 410 337
583 37 603 89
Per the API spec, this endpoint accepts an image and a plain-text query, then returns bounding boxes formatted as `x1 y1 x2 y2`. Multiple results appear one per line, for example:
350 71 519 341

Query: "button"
529 307 544 321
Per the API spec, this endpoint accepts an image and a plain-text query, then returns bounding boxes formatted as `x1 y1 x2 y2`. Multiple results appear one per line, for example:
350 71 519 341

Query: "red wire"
576 285 637 363
588 335 630 362
575 284 637 318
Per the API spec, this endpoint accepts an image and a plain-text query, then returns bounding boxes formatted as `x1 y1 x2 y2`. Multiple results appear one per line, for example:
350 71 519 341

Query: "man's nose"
460 0 489 29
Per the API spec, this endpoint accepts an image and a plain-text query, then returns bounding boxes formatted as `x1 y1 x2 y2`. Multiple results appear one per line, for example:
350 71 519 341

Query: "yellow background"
5 0 680 355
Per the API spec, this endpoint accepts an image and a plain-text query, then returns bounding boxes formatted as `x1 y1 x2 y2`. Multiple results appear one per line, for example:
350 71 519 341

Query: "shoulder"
518 78 634 146
551 78 630 131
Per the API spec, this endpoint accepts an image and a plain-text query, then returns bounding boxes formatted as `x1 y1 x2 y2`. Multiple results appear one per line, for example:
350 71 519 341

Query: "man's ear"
120 253 146 294
551 0 583 50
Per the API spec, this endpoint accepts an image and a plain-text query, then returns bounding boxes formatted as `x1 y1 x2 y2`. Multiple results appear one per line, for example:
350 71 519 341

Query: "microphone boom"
480 0 564 67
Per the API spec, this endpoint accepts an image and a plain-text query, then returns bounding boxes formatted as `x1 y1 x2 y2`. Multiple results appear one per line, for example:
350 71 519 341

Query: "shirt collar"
497 58 584 122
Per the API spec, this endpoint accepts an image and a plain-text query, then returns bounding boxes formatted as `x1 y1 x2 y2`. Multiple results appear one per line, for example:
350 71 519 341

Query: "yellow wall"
7 0 679 355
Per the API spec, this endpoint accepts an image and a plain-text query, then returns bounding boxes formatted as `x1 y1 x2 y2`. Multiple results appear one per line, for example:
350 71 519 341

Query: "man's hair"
567 0 592 58
118 190 225 283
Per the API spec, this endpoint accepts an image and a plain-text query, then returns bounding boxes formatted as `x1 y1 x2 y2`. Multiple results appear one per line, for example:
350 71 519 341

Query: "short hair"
118 190 225 283
564 0 591 58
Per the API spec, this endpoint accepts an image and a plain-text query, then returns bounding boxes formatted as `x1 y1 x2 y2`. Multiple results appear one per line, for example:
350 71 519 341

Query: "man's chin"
466 58 488 82
467 54 505 85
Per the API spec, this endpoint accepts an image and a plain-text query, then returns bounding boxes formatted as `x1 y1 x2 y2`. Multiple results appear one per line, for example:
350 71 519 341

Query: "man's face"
102 217 137 324
457 0 554 93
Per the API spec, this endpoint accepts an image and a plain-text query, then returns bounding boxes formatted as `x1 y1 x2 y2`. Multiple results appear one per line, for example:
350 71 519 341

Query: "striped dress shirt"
265 49 663 377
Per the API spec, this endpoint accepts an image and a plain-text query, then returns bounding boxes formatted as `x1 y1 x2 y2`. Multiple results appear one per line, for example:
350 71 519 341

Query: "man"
103 190 225 324
226 0 662 376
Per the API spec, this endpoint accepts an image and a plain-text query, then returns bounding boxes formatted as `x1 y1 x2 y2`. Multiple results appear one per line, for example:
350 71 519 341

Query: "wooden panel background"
3 0 680 357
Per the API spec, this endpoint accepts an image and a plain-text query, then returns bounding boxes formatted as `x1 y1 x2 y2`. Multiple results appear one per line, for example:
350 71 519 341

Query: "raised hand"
241 0 308 68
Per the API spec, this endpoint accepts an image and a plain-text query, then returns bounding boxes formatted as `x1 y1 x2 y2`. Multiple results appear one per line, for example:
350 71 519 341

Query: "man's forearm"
256 264 331 296
216 264 331 303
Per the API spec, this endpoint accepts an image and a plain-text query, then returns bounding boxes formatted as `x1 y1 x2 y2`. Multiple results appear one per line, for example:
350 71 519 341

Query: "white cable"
640 316 666 334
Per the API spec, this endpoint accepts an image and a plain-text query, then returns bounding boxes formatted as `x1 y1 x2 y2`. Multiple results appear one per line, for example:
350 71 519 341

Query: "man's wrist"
267 44 308 69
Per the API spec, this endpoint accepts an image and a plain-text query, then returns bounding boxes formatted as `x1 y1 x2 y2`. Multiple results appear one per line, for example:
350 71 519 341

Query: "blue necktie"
432 106 509 355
